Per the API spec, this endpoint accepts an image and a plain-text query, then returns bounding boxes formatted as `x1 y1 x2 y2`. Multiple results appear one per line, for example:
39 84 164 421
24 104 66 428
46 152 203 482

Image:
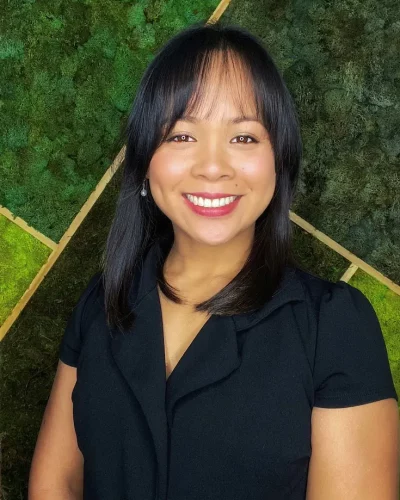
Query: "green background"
1 1 399 498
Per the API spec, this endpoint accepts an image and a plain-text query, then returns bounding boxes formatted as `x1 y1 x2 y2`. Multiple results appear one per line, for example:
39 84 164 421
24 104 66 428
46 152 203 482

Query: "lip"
184 192 241 199
182 193 242 218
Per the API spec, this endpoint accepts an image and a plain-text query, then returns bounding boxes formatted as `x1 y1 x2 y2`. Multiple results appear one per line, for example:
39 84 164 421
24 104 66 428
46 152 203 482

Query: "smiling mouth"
184 193 240 207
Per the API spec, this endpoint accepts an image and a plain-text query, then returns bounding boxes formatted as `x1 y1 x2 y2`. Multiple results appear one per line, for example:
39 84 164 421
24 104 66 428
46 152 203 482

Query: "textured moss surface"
290 222 349 282
223 0 400 285
0 0 219 242
0 214 51 324
349 269 400 406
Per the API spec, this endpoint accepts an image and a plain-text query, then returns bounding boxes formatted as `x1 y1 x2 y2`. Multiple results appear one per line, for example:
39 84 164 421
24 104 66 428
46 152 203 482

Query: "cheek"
241 156 276 193
148 151 186 191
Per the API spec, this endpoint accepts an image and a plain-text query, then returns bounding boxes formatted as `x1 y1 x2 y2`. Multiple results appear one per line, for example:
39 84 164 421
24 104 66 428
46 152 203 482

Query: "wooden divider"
0 205 57 250
290 211 400 295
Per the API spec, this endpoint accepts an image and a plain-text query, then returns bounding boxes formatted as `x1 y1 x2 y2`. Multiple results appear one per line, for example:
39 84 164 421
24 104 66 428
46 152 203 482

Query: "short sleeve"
313 280 398 408
59 272 103 367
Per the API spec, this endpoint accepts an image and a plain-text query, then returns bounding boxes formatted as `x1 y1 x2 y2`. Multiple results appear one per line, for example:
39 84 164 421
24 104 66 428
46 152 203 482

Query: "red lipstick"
182 193 242 218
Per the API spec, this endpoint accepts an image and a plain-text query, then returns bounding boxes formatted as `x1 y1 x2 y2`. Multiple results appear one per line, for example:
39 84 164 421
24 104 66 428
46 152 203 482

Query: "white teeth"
185 194 238 207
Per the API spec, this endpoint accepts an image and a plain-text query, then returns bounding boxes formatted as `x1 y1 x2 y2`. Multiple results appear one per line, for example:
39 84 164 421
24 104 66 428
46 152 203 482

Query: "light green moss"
0 214 52 324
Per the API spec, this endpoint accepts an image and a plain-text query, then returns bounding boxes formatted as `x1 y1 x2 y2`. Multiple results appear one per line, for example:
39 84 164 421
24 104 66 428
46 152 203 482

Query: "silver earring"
140 179 147 197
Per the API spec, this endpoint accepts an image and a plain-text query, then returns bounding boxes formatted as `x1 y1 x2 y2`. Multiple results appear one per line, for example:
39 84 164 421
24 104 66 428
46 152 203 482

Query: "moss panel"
290 222 349 282
0 214 52 325
0 0 220 243
349 268 400 407
222 0 400 285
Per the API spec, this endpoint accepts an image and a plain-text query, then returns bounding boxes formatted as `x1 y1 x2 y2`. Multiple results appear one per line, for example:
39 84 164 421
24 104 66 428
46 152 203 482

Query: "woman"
29 21 398 499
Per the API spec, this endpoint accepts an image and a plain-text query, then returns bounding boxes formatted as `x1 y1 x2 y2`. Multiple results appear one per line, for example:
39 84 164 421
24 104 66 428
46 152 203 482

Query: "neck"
164 227 254 285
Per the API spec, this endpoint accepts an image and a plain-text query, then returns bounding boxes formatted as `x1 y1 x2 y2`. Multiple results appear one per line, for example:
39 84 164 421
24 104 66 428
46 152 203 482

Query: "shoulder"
81 271 104 324
291 267 388 370
59 271 104 367
78 271 103 306
70 271 104 335
285 267 398 408
293 266 340 297
291 266 370 317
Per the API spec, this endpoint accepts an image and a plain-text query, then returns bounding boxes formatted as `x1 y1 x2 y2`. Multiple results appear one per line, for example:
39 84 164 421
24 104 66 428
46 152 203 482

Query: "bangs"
155 47 267 145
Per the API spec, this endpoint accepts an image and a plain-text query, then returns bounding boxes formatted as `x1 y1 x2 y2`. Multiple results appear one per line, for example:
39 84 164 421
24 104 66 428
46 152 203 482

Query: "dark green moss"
223 0 400 284
290 222 349 282
0 0 219 242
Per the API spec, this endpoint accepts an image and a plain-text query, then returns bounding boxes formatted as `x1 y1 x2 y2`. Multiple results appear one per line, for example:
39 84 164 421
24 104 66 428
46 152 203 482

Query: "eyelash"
166 134 258 144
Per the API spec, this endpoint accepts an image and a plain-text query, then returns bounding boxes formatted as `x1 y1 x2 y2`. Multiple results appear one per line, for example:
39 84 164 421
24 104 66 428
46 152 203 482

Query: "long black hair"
101 20 303 333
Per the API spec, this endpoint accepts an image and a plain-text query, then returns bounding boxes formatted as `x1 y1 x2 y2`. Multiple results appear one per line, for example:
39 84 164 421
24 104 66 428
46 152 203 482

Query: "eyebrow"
179 115 262 125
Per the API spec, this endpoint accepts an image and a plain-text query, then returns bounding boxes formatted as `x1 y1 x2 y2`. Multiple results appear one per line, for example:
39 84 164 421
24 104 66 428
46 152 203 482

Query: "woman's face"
147 62 276 247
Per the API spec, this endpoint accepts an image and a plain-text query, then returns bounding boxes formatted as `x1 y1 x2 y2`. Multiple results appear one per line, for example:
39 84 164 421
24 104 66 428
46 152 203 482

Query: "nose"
191 147 235 181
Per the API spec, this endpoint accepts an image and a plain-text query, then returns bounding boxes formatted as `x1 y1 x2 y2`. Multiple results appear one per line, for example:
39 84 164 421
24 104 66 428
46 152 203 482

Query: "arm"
306 398 399 499
28 360 84 499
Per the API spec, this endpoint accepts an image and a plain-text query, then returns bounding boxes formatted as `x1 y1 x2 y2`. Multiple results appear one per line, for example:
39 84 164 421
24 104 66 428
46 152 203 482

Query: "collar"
129 239 306 331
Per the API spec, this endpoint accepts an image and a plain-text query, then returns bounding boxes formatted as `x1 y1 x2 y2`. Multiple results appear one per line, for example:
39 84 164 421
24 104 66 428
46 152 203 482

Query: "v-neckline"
156 284 214 385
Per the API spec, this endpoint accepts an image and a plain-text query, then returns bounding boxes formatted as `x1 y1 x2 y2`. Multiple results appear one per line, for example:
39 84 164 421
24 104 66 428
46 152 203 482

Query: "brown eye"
166 134 258 144
167 134 193 143
232 135 257 144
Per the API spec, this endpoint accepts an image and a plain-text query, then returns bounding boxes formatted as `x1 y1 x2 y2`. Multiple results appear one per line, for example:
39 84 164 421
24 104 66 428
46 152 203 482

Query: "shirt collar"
129 239 306 332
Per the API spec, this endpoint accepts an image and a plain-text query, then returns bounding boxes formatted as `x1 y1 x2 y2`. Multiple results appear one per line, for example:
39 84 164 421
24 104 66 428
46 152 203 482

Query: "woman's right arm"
28 360 84 499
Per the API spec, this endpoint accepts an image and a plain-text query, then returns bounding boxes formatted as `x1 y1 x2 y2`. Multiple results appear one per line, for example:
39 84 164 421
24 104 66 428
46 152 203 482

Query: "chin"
189 232 237 247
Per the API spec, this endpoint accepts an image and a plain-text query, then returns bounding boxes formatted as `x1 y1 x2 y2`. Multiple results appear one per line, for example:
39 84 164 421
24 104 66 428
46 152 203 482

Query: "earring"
140 179 147 197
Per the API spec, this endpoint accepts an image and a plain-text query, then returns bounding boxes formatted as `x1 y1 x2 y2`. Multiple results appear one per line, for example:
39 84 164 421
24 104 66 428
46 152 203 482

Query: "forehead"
181 50 259 122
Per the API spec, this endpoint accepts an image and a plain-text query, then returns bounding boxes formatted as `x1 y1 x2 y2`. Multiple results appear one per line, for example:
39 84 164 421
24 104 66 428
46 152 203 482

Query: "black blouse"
59 240 398 500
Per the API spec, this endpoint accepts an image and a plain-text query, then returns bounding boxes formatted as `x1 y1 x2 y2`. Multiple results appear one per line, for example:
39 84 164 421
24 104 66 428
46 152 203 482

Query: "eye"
232 135 258 144
166 134 194 143
166 134 258 144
